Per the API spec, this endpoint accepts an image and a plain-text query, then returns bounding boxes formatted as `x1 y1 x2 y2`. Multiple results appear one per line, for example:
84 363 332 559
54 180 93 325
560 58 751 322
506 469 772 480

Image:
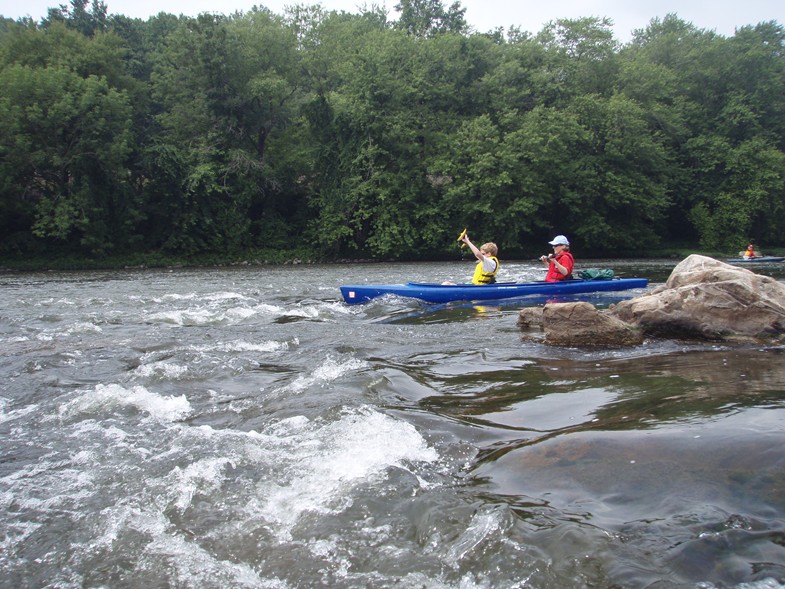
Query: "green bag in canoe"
579 268 615 280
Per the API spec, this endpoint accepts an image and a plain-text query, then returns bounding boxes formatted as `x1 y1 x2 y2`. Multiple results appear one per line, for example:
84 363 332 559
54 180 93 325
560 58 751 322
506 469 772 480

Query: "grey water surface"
2 259 785 589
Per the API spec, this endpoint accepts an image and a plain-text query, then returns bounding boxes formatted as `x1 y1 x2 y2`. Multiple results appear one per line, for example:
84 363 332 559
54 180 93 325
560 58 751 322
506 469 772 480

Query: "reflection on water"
1 261 784 589
374 291 643 324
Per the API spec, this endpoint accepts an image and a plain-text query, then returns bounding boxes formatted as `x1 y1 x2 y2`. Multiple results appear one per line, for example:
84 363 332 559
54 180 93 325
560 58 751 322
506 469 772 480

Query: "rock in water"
610 254 785 340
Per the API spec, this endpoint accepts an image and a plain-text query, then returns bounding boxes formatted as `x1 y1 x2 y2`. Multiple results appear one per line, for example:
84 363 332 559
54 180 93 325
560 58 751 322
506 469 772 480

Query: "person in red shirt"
540 235 574 282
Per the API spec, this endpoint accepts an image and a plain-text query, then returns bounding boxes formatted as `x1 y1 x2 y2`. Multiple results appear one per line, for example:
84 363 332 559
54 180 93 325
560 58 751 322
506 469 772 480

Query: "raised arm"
461 234 484 262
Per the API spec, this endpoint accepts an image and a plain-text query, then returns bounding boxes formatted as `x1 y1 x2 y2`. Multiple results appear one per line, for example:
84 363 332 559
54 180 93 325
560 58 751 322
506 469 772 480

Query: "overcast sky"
2 0 783 42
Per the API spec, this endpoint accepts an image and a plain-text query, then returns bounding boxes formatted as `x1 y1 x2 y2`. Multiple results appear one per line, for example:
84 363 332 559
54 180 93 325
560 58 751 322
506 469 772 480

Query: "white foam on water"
129 340 291 382
322 300 353 315
254 406 439 540
69 449 98 465
0 521 42 556
133 361 190 380
194 340 290 354
697 580 785 589
203 291 255 303
102 424 131 442
32 321 102 341
144 533 281 589
265 414 310 432
166 457 236 510
732 581 785 589
0 397 39 425
2 454 95 511
225 306 259 321
278 300 357 322
146 302 285 326
153 291 252 304
146 308 221 326
59 383 191 422
160 293 198 301
282 305 321 319
250 302 288 316
65 321 103 335
444 506 506 566
10 378 469 588
92 504 169 548
284 356 369 395
90 505 290 589
36 297 76 307
62 420 147 460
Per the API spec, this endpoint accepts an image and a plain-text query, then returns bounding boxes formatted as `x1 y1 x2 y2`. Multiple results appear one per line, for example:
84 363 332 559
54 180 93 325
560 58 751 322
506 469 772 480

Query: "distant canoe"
340 278 648 305
726 256 785 264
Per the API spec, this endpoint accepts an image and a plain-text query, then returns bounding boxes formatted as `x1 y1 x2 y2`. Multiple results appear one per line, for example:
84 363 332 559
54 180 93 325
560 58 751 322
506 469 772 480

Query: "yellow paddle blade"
457 228 467 245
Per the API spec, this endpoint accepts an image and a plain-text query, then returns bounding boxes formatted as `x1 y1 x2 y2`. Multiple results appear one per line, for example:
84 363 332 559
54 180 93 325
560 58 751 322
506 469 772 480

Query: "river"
2 258 785 589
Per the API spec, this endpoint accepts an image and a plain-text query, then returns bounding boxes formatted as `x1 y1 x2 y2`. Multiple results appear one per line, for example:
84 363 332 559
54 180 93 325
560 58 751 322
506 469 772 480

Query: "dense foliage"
1 0 784 261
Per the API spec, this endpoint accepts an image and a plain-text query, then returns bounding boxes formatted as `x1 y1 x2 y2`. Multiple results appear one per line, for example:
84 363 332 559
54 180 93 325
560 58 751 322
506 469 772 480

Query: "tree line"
1 0 784 262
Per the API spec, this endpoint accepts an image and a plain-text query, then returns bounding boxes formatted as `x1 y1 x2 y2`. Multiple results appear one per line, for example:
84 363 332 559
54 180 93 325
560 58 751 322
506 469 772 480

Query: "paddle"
457 228 467 248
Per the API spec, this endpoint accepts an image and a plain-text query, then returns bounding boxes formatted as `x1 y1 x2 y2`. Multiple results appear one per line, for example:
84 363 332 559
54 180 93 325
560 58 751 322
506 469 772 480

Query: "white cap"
548 235 570 246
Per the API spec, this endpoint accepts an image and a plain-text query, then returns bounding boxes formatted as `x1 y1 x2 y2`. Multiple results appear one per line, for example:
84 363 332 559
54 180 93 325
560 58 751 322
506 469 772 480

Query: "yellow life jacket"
472 256 499 284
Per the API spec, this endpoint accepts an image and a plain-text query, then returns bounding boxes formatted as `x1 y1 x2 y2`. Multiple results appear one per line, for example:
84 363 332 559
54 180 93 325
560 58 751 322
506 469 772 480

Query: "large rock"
610 254 785 340
518 301 644 346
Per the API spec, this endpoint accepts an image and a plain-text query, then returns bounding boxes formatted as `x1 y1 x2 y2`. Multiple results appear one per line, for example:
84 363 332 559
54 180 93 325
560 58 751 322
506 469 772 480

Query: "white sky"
1 0 783 42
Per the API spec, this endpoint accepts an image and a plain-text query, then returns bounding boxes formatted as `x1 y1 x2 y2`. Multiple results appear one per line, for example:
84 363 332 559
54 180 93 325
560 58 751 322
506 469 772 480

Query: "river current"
2 258 785 589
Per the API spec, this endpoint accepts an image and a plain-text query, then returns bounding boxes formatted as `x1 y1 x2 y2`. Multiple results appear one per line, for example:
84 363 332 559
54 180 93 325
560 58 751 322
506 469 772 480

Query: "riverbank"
1 245 782 273
0 248 326 272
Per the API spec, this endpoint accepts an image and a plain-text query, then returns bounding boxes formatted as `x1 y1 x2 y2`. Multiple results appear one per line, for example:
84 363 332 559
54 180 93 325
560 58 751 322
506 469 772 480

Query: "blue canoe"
340 278 649 305
725 256 785 264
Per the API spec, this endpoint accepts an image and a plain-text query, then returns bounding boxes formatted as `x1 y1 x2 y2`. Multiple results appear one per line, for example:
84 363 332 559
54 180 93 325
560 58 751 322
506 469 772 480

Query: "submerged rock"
518 254 785 346
546 301 644 346
516 306 543 330
518 302 643 346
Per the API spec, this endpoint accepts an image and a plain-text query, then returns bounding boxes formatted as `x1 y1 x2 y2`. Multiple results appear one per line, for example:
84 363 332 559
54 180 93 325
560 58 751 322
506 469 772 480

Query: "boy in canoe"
459 233 500 284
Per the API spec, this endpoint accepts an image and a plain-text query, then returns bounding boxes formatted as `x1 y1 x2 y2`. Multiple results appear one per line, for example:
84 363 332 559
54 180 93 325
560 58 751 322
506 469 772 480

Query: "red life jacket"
545 252 574 282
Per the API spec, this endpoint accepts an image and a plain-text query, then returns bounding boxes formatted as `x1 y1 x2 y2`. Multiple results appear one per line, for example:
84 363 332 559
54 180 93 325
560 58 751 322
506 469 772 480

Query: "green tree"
42 0 108 37
536 17 620 100
394 0 467 38
0 65 132 253
687 136 785 249
477 34 549 114
0 21 135 254
435 114 524 248
565 93 671 249
304 19 493 257
147 10 306 253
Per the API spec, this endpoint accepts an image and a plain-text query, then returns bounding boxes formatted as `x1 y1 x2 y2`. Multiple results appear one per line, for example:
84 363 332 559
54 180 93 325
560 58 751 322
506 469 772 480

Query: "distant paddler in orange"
742 240 764 259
